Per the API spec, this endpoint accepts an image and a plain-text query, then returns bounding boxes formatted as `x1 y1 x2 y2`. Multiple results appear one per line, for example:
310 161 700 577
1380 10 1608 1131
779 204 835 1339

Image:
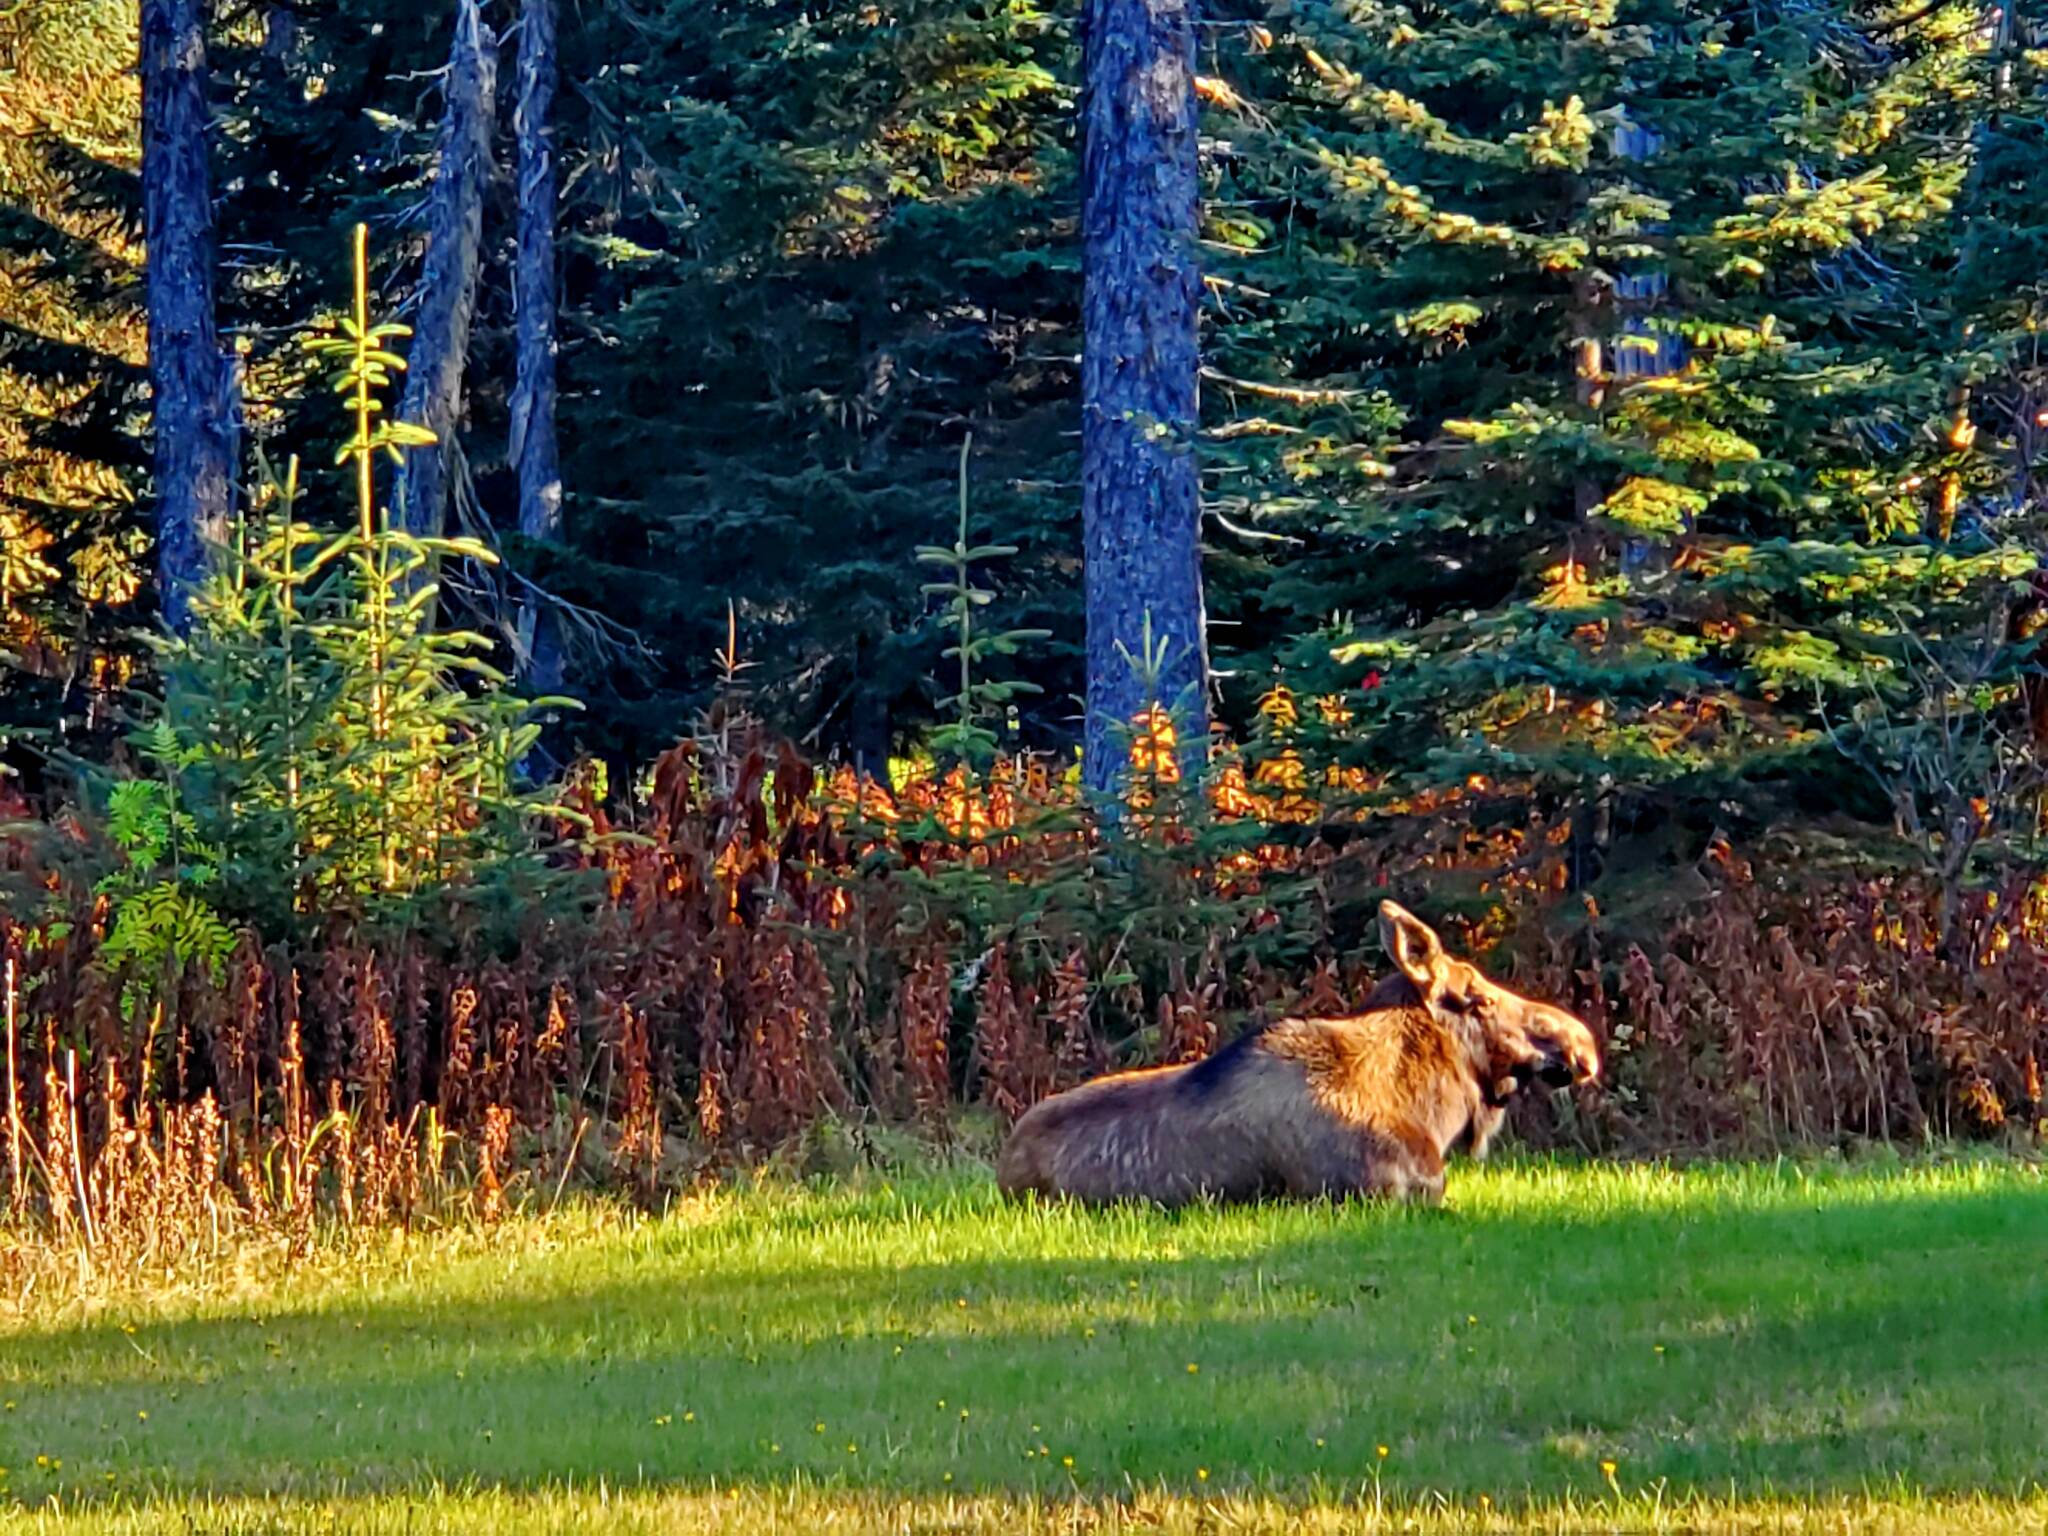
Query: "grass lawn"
3 1153 2046 1532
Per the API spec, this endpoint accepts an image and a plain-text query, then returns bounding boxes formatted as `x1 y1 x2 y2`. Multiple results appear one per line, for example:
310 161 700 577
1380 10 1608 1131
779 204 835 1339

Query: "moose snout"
1531 1010 1601 1087
1533 1043 1593 1088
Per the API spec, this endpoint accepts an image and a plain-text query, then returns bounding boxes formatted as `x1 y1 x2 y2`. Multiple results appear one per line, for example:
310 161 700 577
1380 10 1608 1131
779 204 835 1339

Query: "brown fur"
996 903 1601 1207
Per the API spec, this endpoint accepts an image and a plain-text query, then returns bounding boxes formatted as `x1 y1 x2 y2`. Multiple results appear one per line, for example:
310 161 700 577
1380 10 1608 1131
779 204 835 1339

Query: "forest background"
4 0 2048 1241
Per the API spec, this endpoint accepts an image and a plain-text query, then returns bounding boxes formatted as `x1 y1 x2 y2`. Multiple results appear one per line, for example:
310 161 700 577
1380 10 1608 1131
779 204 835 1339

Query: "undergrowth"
2 245 2045 1292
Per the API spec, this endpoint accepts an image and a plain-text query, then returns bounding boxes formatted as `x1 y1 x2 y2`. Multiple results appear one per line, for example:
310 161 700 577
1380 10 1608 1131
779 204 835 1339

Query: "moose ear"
1379 901 1446 993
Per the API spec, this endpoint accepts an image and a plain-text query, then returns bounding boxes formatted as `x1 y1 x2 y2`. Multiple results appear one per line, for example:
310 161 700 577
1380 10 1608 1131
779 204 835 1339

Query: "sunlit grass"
18 1486 2048 1535
4 1152 2044 1532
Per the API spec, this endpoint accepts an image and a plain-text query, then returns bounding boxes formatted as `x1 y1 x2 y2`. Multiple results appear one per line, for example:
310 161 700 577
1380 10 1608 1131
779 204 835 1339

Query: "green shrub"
122 228 582 944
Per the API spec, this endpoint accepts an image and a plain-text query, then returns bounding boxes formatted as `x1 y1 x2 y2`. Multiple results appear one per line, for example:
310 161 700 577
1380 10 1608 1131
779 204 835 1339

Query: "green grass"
4 1153 2047 1532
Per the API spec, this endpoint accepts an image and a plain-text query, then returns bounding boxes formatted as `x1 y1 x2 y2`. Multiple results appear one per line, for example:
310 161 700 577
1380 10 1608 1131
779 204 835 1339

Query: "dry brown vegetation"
3 722 2045 1289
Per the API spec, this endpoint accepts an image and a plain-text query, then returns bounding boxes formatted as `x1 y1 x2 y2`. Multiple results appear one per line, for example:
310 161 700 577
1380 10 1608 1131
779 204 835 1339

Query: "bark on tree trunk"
141 0 232 634
846 642 894 788
392 0 496 544
1079 0 1209 794
509 0 564 694
1608 114 1684 581
1565 114 1679 887
262 4 296 75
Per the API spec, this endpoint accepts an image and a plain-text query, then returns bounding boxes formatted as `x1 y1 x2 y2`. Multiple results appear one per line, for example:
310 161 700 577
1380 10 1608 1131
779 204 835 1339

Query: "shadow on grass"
3 1163 2045 1510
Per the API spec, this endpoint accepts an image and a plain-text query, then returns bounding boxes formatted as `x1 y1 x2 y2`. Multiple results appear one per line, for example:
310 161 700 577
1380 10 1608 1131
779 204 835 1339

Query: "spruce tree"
553 0 1079 772
183 2 1080 775
142 227 574 938
0 0 150 751
1204 0 2027 855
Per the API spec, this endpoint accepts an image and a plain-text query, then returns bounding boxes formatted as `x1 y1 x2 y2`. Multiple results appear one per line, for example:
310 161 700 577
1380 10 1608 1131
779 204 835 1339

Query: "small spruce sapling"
917 434 1050 773
123 225 582 941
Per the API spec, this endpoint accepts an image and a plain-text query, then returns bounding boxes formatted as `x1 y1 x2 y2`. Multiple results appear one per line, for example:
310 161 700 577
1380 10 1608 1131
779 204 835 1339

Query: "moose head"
1379 900 1602 1100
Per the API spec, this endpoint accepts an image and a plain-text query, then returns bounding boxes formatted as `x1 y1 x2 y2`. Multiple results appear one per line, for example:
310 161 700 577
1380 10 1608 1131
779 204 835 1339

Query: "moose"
996 901 1601 1206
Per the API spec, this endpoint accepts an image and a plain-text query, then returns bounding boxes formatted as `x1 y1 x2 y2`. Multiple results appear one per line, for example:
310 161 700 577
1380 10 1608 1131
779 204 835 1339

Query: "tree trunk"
846 648 894 788
509 0 564 693
261 4 296 76
1608 114 1685 580
140 0 232 634
392 0 496 544
1079 0 1209 794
